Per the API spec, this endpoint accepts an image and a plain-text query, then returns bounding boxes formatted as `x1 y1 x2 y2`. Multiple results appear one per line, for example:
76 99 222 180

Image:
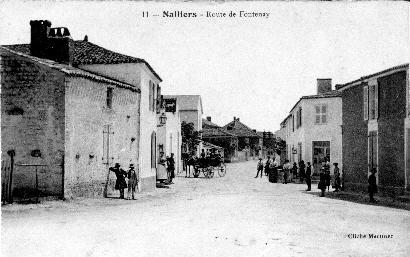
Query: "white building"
157 96 182 178
279 79 342 174
166 95 203 156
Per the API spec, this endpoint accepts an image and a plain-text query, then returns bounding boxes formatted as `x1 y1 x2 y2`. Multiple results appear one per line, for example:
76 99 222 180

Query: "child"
127 164 139 200
255 158 264 178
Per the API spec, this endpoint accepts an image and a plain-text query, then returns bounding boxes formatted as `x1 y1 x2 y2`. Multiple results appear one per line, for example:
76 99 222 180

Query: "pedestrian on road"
299 160 306 183
110 163 127 199
368 168 378 203
269 159 278 183
318 167 326 197
127 163 139 200
323 158 331 191
282 160 291 184
333 163 341 192
167 153 176 184
255 158 264 178
264 156 271 176
292 162 298 182
305 162 312 191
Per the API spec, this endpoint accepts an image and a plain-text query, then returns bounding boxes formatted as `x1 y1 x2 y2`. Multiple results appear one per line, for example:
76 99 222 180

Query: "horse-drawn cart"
190 156 226 178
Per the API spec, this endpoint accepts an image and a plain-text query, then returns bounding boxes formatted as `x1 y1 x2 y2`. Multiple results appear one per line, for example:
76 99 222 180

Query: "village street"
2 160 409 257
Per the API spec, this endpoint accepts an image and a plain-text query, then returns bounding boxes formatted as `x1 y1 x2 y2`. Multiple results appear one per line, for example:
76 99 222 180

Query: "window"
106 88 113 108
151 131 156 168
296 107 302 128
315 104 327 124
292 114 295 132
152 83 156 112
148 81 153 111
364 82 378 121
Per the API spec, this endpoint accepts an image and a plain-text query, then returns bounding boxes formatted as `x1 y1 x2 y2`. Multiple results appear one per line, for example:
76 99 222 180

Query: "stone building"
201 117 238 162
278 79 342 174
1 20 162 199
222 117 262 160
336 64 409 195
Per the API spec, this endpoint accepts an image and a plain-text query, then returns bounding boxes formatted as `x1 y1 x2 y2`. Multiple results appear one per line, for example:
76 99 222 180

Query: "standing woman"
282 160 291 184
110 163 127 199
264 156 271 177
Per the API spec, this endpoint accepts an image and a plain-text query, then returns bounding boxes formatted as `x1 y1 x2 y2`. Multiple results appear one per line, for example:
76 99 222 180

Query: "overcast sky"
1 1 409 132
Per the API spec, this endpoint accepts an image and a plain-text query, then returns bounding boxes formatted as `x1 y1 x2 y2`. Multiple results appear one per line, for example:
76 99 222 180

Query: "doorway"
312 141 330 174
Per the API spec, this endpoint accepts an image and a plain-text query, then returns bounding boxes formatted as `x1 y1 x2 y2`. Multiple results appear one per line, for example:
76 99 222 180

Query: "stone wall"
377 71 406 194
1 50 65 199
64 76 140 198
342 84 368 192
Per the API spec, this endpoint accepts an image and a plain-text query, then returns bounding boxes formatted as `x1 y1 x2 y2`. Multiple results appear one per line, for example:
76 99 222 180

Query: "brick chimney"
30 20 73 65
317 78 332 94
30 20 51 58
206 116 211 122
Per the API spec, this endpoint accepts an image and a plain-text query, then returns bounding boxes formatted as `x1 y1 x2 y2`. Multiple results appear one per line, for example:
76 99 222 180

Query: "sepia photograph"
1 0 409 256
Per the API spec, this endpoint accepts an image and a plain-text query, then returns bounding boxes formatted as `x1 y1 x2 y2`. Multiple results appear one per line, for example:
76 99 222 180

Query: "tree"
181 121 201 156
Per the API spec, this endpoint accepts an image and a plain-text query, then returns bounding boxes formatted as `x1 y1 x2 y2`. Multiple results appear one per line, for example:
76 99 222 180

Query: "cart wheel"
218 164 226 177
193 166 200 178
202 168 208 178
208 168 215 178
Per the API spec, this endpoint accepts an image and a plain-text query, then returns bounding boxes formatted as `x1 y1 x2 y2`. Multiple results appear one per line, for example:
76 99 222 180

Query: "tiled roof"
335 63 409 90
3 40 162 81
222 119 259 138
202 118 220 129
300 90 341 99
165 95 203 113
202 141 224 150
0 46 139 92
202 127 237 138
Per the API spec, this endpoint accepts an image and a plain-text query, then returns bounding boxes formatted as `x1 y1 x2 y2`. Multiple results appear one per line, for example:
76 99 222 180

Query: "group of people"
159 153 176 184
255 156 342 195
109 163 139 200
317 158 341 197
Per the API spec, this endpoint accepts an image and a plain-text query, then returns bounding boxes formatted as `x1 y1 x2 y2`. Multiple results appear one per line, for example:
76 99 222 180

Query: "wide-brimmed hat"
129 164 135 167
259 158 262 160
114 163 120 167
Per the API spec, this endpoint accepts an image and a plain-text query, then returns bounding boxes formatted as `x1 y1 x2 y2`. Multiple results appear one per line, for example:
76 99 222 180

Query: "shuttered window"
363 85 369 121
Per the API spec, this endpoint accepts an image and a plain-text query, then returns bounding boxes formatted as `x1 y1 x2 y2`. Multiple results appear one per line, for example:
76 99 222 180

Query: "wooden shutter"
374 83 378 119
363 86 369 121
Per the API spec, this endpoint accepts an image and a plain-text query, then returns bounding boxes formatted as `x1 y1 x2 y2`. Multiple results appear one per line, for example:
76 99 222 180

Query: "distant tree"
274 138 286 155
181 121 201 156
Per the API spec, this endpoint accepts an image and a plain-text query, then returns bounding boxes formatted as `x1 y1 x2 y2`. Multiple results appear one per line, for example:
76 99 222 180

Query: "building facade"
202 116 238 162
167 95 203 156
157 96 182 177
222 117 262 160
279 79 343 174
1 20 163 199
336 64 410 195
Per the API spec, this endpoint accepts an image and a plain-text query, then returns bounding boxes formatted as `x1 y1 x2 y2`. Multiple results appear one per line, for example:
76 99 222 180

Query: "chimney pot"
84 35 88 42
206 116 211 122
317 78 332 95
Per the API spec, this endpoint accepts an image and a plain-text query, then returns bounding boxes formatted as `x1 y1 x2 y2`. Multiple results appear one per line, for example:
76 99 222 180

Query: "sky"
0 1 409 132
